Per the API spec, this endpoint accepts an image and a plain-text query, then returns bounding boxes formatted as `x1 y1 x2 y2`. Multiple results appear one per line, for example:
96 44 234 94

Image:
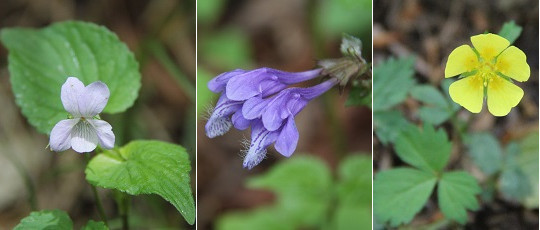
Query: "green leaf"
200 28 252 70
332 154 372 229
410 85 458 125
465 133 503 175
394 124 452 173
0 21 141 134
82 220 108 230
373 110 413 145
438 171 481 224
373 168 437 227
217 208 292 230
373 56 416 111
345 82 371 108
498 21 523 44
14 210 73 230
248 156 332 227
85 140 195 225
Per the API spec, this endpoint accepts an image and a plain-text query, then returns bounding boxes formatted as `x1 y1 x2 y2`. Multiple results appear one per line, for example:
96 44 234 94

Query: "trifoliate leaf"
410 85 458 125
498 21 523 44
0 21 141 134
373 56 416 111
82 220 108 230
374 110 414 145
374 168 437 227
85 140 195 225
394 124 452 173
465 133 503 175
247 156 332 227
14 210 73 230
438 171 481 224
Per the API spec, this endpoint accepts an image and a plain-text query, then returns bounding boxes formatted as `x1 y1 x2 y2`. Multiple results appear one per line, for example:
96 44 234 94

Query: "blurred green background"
197 0 372 229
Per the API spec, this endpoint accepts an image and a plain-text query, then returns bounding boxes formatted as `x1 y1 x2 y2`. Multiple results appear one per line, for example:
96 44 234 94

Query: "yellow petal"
471 33 509 61
496 46 530 82
445 45 478 78
449 76 484 113
487 77 524 116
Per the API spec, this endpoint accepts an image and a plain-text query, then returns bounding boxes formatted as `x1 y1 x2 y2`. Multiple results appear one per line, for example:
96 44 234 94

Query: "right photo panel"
373 0 539 229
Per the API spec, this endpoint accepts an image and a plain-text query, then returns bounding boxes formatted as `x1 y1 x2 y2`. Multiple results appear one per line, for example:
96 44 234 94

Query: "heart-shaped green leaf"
85 140 195 224
0 21 141 134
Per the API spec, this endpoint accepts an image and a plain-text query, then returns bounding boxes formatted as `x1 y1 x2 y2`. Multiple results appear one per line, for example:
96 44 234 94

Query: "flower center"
477 60 497 87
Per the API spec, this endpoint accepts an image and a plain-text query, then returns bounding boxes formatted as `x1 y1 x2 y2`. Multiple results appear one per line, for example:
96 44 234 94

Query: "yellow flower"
445 33 530 116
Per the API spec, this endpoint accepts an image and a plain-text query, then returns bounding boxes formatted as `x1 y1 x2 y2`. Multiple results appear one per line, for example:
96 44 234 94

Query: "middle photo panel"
196 0 373 229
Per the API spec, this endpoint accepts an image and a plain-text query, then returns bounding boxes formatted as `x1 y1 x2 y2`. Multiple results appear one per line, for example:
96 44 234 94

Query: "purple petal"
232 110 251 130
242 96 270 120
89 119 115 149
226 69 276 101
49 118 79 152
274 117 299 157
205 94 243 138
79 81 110 117
70 119 98 153
242 120 278 169
273 68 322 85
61 77 85 117
262 92 291 131
208 69 246 93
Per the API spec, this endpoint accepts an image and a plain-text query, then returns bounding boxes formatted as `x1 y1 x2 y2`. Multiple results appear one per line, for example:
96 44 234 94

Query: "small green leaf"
373 56 416 111
438 171 481 224
345 82 371 108
374 110 413 145
85 140 195 225
498 21 523 44
394 124 452 173
410 85 448 108
0 21 141 134
248 156 332 227
465 133 503 175
411 85 458 125
82 220 108 230
374 168 437 227
14 210 73 230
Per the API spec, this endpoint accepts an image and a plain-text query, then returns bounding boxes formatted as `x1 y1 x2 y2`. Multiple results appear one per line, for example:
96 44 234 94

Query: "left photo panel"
0 1 196 229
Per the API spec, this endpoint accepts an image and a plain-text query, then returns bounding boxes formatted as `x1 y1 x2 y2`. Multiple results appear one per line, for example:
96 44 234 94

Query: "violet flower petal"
70 119 98 153
205 94 243 138
242 96 271 120
208 69 246 93
49 118 79 152
89 119 115 149
243 120 278 170
61 77 85 117
232 110 251 130
79 81 110 117
274 117 299 157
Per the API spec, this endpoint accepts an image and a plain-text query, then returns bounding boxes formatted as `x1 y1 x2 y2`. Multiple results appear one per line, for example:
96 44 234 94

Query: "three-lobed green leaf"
373 168 437 227
0 21 141 134
373 110 413 145
394 124 451 173
85 140 195 225
438 171 481 224
15 210 73 230
373 56 416 111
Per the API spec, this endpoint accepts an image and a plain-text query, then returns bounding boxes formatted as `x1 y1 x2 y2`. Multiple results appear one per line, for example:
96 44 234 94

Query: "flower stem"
85 153 108 227
115 190 130 230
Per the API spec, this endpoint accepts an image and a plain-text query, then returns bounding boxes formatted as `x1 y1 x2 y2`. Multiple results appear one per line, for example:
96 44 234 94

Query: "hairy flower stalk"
49 77 115 153
205 67 338 169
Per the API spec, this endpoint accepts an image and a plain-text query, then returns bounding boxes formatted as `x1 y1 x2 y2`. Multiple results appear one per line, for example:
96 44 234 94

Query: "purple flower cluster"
205 67 337 169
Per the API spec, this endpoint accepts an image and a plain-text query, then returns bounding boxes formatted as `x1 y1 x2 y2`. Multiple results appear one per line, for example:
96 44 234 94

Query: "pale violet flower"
49 77 115 153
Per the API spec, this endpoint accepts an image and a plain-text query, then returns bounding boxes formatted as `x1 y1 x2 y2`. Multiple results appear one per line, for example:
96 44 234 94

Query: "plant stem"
85 153 108 227
115 190 130 230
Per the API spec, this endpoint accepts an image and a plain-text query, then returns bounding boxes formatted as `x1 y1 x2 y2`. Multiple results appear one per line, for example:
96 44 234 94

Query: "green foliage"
14 210 73 230
465 133 503 175
373 110 413 145
0 21 141 134
345 82 371 108
410 84 459 125
217 155 372 230
438 172 481 224
499 132 539 208
394 124 451 173
374 168 437 227
373 56 416 111
200 28 253 70
197 0 225 24
82 220 109 230
498 21 523 44
374 124 481 226
85 140 195 225
315 0 371 37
